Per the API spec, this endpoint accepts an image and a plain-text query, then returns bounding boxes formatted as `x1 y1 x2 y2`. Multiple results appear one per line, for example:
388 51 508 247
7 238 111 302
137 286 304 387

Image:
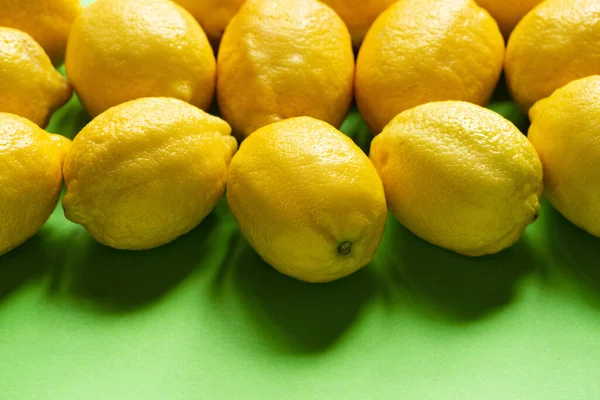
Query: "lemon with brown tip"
227 117 387 283
356 0 504 134
0 113 70 256
173 0 245 44
217 0 354 139
66 0 216 117
320 0 397 47
62 98 237 250
370 101 543 256
0 27 72 127
0 0 81 64
505 0 600 113
529 76 600 237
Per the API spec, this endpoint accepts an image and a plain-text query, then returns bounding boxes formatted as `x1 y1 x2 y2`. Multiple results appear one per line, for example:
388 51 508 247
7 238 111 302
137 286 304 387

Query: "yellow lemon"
0 0 81 64
66 0 216 118
62 98 237 250
0 113 70 256
476 0 543 38
528 76 600 237
217 0 354 139
370 101 542 256
356 0 504 134
227 117 387 283
320 0 397 47
506 0 600 113
173 0 245 44
0 27 72 127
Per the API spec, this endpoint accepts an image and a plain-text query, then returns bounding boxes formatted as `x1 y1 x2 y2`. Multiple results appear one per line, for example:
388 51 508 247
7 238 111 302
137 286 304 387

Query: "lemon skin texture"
62 98 238 251
66 0 216 118
320 0 397 47
0 113 71 256
227 117 387 283
0 27 72 127
370 101 543 256
172 0 245 44
356 0 504 134
217 0 354 139
476 0 543 38
505 0 600 113
0 0 81 64
528 76 600 237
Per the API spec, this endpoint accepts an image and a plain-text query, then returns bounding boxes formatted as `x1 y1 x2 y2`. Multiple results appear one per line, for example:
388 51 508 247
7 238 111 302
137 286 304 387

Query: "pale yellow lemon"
370 101 543 256
505 0 600 113
66 0 216 117
173 0 245 44
227 117 387 283
62 98 237 250
320 0 397 47
0 113 70 256
356 0 504 134
0 0 81 64
476 0 543 38
217 0 354 139
528 76 600 237
0 27 72 127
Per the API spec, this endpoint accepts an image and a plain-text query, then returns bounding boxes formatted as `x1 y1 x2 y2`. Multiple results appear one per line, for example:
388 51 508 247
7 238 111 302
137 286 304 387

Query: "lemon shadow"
487 74 529 134
543 203 600 307
45 94 92 139
52 213 220 313
220 232 377 353
377 216 538 322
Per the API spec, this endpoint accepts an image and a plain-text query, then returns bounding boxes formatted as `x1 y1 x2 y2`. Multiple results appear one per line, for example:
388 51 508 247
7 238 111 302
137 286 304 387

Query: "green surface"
2 3 600 398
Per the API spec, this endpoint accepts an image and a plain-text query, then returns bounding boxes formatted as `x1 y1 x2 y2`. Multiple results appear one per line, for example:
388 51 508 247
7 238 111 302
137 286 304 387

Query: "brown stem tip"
338 241 352 255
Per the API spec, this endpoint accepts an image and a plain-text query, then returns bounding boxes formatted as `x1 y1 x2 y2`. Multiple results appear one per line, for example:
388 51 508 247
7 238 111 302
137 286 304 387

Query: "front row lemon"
528 76 600 237
371 101 543 256
62 97 237 250
0 113 70 256
227 117 387 283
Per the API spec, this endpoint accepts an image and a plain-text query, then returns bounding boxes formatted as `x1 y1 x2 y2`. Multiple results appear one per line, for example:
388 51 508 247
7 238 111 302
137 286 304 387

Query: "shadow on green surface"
544 204 600 307
376 216 537 322
219 233 376 353
487 74 530 134
51 213 220 313
46 94 91 139
340 105 373 154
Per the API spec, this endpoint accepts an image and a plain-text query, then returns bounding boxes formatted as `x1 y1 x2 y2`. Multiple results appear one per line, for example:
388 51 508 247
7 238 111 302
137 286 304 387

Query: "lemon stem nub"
338 241 352 255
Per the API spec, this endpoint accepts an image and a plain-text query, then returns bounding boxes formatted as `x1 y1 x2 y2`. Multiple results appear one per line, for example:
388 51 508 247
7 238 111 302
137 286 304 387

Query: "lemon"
0 27 72 127
62 98 237 250
173 0 245 44
370 101 543 256
0 113 70 256
505 0 600 113
227 117 387 283
356 0 504 134
66 0 216 118
476 0 543 38
217 0 354 139
528 76 600 237
0 0 81 64
320 0 397 47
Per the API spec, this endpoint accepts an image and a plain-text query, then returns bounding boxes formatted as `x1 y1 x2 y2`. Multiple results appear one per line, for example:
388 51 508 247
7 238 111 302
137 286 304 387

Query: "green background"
1 1 599 399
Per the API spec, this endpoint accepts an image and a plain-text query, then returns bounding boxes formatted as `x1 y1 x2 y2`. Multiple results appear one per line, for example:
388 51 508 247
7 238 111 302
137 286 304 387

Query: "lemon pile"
1 0 600 284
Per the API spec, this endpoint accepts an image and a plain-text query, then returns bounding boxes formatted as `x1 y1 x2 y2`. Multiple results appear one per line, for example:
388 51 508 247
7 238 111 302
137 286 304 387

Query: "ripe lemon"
173 0 245 44
227 117 387 283
528 76 600 237
370 101 543 256
62 98 237 250
505 0 600 113
0 113 70 256
0 27 72 127
0 0 81 64
356 0 504 134
217 0 354 139
320 0 397 47
476 0 543 38
66 0 216 118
